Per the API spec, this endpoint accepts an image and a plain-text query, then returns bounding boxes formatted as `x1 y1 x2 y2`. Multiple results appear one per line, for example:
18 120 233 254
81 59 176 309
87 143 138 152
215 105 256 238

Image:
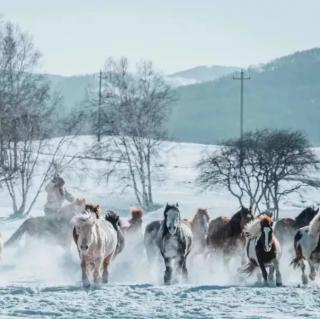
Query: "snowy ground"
0 136 320 318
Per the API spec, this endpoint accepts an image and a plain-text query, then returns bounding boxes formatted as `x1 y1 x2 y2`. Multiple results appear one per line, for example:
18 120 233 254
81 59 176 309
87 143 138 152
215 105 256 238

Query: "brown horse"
274 206 319 244
242 215 282 286
184 208 210 257
207 206 253 255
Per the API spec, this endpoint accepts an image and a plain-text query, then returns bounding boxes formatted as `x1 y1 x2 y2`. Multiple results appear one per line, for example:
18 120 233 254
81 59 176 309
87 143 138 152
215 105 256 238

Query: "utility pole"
233 69 250 140
97 70 102 142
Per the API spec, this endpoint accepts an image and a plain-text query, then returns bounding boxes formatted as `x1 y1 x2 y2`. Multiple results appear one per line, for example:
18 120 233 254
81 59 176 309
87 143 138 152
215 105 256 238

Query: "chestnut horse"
274 206 319 244
72 205 118 288
121 208 144 237
242 215 282 286
207 206 253 255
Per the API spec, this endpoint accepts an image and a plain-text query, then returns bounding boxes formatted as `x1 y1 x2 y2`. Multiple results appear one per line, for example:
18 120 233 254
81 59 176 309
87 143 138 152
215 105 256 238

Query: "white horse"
145 203 193 285
291 211 320 284
72 205 118 288
242 214 282 286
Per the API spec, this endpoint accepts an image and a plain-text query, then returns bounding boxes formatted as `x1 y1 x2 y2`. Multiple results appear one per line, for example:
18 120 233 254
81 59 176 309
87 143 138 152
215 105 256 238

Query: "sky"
1 0 319 76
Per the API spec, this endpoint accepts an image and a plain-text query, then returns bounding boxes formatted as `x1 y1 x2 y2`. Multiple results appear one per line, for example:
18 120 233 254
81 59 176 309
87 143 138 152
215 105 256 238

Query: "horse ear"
175 203 179 208
317 208 319 213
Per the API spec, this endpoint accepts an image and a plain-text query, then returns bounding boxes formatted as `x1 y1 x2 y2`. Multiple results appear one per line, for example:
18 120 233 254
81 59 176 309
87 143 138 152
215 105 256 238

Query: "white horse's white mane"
244 218 261 238
308 211 320 238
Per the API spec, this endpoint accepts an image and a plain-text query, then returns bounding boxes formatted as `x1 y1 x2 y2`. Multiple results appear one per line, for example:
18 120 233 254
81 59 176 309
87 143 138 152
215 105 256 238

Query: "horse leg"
300 259 308 285
257 258 268 285
102 254 112 284
178 256 188 282
268 265 275 283
273 259 282 287
309 260 316 281
163 257 173 285
81 259 90 288
93 258 103 284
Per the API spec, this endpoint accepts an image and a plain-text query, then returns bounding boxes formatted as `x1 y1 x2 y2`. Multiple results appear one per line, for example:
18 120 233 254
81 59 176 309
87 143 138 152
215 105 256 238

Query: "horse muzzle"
168 227 177 235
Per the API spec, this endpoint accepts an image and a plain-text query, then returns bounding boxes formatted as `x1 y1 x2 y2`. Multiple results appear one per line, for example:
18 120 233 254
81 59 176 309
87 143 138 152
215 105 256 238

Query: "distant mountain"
44 65 239 111
43 49 320 145
169 65 241 83
168 48 320 145
46 73 96 114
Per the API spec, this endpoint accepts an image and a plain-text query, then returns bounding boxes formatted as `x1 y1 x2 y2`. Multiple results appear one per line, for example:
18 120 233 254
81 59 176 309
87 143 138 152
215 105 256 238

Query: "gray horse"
144 203 192 285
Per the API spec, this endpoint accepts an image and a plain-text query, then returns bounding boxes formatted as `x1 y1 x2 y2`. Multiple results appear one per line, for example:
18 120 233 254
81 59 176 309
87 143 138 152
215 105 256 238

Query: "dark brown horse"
274 206 319 244
207 206 253 255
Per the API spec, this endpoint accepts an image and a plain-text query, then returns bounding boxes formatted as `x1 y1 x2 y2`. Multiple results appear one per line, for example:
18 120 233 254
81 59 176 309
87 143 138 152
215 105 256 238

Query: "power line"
233 69 250 139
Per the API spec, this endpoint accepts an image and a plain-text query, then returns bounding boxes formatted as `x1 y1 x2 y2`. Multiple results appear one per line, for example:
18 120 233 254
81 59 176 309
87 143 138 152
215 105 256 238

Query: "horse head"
194 208 210 233
164 203 180 235
73 212 97 256
260 215 273 252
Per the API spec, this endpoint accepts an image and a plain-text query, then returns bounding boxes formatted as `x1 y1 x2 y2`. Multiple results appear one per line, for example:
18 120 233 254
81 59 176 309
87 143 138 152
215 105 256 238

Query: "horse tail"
240 261 257 275
290 230 303 269
5 220 29 247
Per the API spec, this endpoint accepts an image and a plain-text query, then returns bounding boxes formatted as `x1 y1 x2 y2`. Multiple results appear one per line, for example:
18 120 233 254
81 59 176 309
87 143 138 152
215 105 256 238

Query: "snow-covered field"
0 136 320 319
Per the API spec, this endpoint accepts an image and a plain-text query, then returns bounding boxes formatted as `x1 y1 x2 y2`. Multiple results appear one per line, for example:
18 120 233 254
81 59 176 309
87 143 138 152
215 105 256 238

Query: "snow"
0 136 320 318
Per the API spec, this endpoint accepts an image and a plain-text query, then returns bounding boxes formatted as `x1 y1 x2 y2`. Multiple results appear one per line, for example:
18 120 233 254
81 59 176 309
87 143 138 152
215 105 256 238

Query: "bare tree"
0 20 82 218
88 57 174 209
198 130 318 218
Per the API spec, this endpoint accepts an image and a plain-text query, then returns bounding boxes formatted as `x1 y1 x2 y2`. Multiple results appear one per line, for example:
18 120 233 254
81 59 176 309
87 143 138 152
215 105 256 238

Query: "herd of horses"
1 200 320 288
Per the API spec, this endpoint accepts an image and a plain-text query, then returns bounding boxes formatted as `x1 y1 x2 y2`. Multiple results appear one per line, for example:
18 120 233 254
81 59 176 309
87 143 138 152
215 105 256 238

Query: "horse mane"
245 214 273 238
85 204 101 219
295 206 319 227
105 210 120 230
308 211 320 238
229 207 249 234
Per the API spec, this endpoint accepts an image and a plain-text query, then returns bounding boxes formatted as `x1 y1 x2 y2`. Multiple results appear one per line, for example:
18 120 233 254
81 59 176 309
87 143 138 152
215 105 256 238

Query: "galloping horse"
184 208 210 257
274 207 319 244
242 214 282 286
144 203 192 284
72 205 119 288
5 198 86 248
291 210 320 285
207 207 253 255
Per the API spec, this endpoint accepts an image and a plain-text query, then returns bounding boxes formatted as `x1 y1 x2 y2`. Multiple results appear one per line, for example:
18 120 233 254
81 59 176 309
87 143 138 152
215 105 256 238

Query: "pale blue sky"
2 0 319 75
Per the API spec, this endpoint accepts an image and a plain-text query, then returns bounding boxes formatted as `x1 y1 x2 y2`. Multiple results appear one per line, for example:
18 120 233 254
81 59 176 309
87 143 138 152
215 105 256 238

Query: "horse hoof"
276 282 282 287
309 274 316 281
83 281 91 289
